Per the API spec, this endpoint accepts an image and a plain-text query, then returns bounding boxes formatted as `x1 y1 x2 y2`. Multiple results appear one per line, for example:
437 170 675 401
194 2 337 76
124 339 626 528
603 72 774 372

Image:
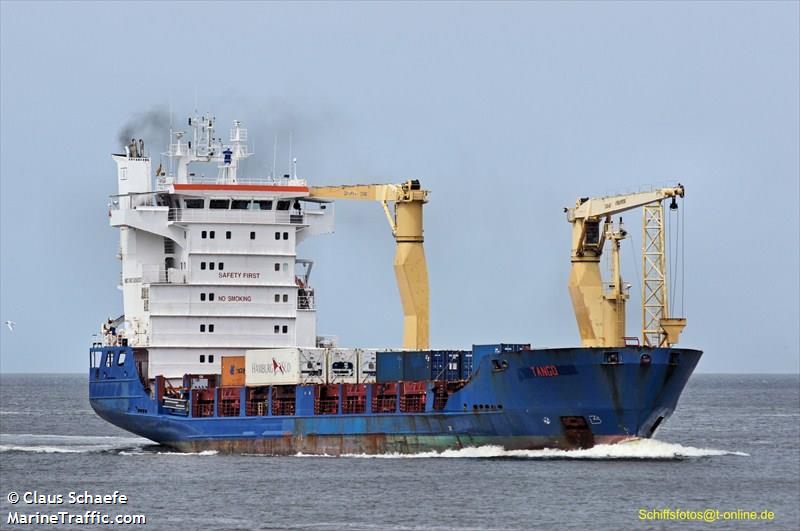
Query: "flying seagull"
5 321 16 331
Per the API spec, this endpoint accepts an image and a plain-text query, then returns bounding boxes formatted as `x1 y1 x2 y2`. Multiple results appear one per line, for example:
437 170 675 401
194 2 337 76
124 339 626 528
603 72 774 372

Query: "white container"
245 348 301 386
299 348 327 385
358 349 377 383
327 348 358 384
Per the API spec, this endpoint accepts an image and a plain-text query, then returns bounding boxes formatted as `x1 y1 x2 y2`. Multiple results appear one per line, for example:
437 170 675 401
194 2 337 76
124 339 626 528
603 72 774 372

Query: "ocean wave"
337 439 749 460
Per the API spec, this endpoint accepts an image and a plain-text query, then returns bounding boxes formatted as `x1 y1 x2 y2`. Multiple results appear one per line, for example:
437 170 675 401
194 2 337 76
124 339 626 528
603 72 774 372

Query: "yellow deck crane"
309 180 430 350
565 184 686 348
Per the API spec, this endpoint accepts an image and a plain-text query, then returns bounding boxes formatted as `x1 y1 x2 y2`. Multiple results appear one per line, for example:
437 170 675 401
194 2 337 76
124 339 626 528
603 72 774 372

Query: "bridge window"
254 200 272 211
106 352 113 368
185 199 204 209
231 200 250 210
277 200 290 211
209 199 230 209
117 352 126 366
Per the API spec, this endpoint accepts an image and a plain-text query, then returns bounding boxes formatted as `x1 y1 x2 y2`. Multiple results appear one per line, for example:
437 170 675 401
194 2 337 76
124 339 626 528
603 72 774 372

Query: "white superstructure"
109 114 334 378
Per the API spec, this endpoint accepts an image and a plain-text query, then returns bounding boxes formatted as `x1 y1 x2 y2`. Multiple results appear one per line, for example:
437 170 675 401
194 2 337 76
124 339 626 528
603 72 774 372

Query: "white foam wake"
338 439 749 459
0 433 151 455
117 450 218 456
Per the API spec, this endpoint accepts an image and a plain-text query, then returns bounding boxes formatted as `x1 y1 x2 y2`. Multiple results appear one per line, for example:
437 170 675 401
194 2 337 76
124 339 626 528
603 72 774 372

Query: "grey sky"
1 1 797 373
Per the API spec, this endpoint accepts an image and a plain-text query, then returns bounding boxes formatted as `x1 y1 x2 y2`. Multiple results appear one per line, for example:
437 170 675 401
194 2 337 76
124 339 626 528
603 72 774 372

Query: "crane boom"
565 184 686 348
309 180 430 350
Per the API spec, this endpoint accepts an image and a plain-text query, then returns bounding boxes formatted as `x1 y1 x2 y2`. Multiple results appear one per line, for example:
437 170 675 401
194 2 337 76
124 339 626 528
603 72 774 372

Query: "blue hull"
89 346 701 454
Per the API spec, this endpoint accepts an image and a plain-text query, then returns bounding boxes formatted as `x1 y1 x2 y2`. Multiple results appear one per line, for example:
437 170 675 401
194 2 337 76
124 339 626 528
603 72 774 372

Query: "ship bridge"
108 114 334 378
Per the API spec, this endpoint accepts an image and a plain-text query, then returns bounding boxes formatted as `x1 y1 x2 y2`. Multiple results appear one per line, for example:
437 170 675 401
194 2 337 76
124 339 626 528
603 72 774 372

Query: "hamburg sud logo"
251 357 292 375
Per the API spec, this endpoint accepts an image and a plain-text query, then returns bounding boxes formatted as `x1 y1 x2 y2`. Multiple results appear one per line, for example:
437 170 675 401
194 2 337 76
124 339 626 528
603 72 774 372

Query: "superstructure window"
200 355 206 362
231 200 250 210
274 294 280 303
210 199 230 209
277 200 290 211
282 325 288 334
208 324 215 333
185 199 204 209
209 355 214 363
201 231 207 239
209 262 215 270
218 262 224 271
274 232 280 240
274 263 280 272
274 325 280 334
200 262 206 270
209 293 215 301
200 293 206 301
282 294 288 303
254 200 273 211
200 324 206 332
283 232 289 240
226 231 231 239
210 231 215 239
250 231 256 240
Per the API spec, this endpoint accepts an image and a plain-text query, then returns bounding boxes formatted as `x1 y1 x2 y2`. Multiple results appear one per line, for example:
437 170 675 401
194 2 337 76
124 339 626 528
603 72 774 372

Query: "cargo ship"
89 114 700 455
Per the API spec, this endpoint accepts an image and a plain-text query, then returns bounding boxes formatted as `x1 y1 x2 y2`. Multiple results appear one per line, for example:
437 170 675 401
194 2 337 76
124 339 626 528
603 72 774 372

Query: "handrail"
168 208 304 225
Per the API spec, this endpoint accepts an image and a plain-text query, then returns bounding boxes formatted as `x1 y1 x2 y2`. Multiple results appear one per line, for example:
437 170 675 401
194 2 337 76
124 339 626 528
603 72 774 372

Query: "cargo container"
400 381 426 413
472 343 531 363
245 348 302 386
327 348 358 384
220 356 246 387
357 349 377 383
271 385 296 416
376 351 404 382
299 348 326 385
403 351 431 381
183 374 218 390
431 350 463 381
217 386 241 417
342 383 367 414
314 384 340 415
372 382 398 413
460 351 474 379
